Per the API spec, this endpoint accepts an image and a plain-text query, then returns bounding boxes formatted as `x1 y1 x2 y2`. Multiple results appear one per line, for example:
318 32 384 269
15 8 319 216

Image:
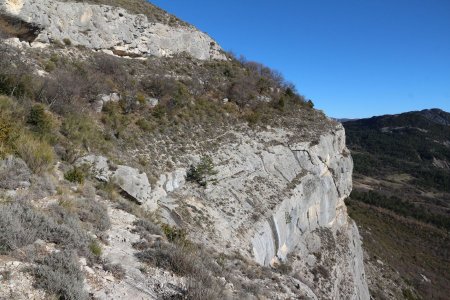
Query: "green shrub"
402 288 417 300
244 110 261 125
161 224 187 244
136 118 155 132
44 61 56 72
63 38 72 46
14 133 54 174
27 104 54 135
0 115 13 146
101 102 131 138
89 241 102 257
0 96 23 156
61 113 106 153
0 70 34 99
64 167 85 184
186 156 217 187
136 93 146 105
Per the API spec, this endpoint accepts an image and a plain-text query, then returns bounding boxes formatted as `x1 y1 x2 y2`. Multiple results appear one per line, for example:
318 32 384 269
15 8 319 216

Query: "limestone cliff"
0 1 370 299
165 124 370 299
0 0 226 60
72 123 369 299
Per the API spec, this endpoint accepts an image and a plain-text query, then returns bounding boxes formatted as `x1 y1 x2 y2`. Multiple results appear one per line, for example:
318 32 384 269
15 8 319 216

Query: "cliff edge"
0 0 369 299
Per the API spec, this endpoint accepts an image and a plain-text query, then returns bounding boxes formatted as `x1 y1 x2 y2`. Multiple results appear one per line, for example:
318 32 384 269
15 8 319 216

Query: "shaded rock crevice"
0 14 41 42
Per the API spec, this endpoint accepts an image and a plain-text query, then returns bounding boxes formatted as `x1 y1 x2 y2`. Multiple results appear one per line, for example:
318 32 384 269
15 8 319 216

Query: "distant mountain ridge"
418 108 450 126
345 108 450 144
337 108 450 126
343 107 450 299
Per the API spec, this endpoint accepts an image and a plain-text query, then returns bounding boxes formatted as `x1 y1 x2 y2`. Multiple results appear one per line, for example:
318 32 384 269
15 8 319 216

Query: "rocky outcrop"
77 155 186 212
163 124 370 299
77 155 155 210
0 0 226 60
250 129 352 266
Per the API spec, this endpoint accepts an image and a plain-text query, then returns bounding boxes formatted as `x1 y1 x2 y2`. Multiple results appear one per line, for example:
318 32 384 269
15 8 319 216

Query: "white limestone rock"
76 155 156 210
164 124 369 299
94 93 121 113
77 154 111 182
111 165 153 207
0 0 226 60
146 97 159 108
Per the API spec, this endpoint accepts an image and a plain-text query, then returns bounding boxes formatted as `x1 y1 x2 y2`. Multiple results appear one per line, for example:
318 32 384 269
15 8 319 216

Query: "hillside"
0 1 369 299
343 109 450 299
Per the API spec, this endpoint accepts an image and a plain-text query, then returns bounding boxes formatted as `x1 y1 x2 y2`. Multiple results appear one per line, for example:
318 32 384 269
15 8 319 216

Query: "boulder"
146 97 159 108
77 155 111 182
111 165 152 206
94 93 121 113
76 155 156 211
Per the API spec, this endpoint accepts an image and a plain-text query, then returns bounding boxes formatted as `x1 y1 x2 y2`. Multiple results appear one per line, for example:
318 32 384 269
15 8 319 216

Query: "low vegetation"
344 110 450 299
32 250 88 300
0 192 110 298
350 190 450 230
347 199 450 299
133 219 225 299
186 156 217 187
64 167 85 184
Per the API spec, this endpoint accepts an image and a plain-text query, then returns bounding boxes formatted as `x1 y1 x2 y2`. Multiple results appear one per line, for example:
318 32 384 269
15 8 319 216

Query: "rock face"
250 129 352 266
167 124 370 299
0 0 226 60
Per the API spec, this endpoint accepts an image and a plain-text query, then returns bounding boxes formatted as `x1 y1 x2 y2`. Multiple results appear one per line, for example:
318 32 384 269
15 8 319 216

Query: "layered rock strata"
0 0 226 60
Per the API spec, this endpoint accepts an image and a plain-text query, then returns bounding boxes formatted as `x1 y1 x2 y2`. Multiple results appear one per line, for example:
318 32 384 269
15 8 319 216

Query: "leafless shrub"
32 250 88 300
102 261 126 280
37 68 98 114
184 275 225 300
0 156 31 190
136 243 197 276
73 197 111 232
133 219 162 237
0 202 89 255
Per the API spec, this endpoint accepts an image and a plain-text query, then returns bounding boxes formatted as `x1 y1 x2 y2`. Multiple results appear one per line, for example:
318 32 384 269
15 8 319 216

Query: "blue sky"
150 0 450 118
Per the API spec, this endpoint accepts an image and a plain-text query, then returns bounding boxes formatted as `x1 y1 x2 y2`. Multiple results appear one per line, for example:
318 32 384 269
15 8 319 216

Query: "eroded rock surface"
0 0 226 60
77 155 187 212
164 124 370 299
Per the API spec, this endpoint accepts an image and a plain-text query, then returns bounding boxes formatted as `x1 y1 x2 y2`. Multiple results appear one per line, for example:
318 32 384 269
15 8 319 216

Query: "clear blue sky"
150 0 450 118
